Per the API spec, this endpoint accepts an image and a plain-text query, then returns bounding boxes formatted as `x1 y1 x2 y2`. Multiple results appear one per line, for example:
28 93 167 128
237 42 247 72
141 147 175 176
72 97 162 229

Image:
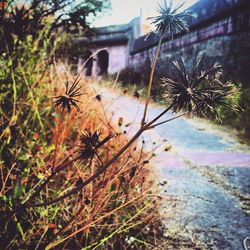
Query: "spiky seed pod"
76 177 84 187
78 130 100 160
118 117 123 127
53 76 84 112
162 58 240 117
77 130 113 160
148 0 191 37
94 94 102 102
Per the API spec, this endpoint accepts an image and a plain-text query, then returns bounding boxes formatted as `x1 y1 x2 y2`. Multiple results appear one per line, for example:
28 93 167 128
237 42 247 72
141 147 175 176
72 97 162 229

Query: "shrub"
216 84 250 138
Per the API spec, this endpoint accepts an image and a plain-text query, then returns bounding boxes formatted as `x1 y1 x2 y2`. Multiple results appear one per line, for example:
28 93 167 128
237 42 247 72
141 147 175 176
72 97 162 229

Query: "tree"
0 0 111 53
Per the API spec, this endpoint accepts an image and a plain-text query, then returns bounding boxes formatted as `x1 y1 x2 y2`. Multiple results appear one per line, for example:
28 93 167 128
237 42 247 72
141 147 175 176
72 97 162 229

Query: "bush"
217 84 250 138
117 67 165 102
0 23 163 250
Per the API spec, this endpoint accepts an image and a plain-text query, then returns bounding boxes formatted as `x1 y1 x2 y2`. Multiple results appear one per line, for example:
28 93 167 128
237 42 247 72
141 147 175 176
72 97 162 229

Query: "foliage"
117 67 165 102
0 12 163 249
0 0 111 55
0 68 163 248
216 84 250 138
0 24 57 247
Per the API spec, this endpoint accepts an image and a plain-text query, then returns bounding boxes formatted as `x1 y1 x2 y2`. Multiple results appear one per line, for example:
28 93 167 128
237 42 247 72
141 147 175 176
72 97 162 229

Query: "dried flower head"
78 130 100 160
162 58 240 117
149 0 190 37
94 94 102 102
78 130 113 160
53 76 84 112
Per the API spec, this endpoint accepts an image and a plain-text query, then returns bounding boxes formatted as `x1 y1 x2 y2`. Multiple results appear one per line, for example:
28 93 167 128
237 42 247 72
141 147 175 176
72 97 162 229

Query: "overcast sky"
93 0 199 27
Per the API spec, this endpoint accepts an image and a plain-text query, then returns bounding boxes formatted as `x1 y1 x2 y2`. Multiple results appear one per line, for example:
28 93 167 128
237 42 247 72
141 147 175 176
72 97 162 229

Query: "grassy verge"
0 42 165 248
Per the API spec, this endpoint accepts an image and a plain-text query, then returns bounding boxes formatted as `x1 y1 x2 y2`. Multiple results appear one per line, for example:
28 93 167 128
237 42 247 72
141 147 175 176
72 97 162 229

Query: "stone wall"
129 0 250 85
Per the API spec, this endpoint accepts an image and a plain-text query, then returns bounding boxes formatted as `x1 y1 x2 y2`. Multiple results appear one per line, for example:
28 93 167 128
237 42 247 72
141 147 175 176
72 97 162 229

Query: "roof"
89 18 140 45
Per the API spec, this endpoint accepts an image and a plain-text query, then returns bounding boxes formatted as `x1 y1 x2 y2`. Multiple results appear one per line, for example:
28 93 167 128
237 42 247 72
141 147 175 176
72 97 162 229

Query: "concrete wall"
129 0 250 84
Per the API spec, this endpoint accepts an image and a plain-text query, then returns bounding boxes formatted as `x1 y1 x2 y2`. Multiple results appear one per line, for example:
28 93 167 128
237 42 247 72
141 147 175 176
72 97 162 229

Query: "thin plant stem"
45 188 153 250
3 155 81 221
141 35 163 126
145 102 176 129
2 30 17 121
147 111 189 129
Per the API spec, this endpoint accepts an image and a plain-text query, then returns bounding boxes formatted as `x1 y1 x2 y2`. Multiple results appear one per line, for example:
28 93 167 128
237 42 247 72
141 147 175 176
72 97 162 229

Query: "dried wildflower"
53 76 84 112
94 94 102 102
162 58 240 117
78 130 113 160
78 130 100 160
133 90 140 98
118 117 123 127
129 166 137 178
148 0 190 37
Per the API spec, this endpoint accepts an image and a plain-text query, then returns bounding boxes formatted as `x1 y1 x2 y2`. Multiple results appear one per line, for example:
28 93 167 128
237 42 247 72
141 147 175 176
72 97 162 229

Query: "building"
76 0 250 84
75 17 141 76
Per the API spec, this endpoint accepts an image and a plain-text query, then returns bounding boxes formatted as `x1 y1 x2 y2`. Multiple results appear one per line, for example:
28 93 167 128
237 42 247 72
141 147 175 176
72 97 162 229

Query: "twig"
147 111 189 129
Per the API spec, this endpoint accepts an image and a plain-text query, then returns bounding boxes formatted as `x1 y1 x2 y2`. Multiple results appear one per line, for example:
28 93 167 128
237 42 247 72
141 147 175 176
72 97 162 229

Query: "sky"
93 0 199 27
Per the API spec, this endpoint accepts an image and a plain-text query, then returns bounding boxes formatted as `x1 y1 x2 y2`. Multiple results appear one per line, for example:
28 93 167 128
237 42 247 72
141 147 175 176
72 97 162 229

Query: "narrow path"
100 88 250 249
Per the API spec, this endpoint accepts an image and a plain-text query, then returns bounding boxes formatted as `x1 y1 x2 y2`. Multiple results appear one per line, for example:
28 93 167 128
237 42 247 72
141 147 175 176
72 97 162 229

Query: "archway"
97 50 109 75
82 50 93 76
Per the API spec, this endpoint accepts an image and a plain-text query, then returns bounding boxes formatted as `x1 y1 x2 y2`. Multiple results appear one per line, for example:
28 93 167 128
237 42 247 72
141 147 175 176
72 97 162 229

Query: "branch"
147 111 189 129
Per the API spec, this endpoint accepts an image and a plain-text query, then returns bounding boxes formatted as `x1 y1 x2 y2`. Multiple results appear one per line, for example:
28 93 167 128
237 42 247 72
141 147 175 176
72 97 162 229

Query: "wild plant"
0 0 240 249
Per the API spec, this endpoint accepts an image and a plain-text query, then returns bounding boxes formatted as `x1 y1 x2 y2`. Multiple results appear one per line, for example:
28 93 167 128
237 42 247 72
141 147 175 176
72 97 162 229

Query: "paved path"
101 88 250 249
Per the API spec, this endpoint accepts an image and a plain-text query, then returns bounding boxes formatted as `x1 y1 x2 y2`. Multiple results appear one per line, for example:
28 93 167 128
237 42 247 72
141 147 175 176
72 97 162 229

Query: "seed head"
149 0 190 37
162 58 240 118
78 130 100 160
53 75 84 113
94 94 102 102
77 130 113 160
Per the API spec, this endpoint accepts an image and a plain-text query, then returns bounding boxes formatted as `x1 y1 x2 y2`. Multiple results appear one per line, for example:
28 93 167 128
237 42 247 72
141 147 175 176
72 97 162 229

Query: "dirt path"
99 87 250 249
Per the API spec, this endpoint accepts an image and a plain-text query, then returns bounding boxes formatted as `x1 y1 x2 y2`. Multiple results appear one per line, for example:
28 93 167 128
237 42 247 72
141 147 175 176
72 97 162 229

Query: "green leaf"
45 144 55 154
18 154 31 161
37 172 45 180
17 222 25 239
13 181 23 199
